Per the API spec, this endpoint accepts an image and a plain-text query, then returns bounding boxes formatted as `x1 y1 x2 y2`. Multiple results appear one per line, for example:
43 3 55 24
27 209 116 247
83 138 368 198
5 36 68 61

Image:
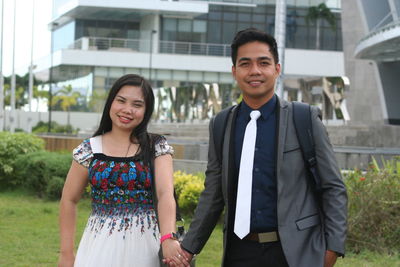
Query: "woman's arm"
58 161 88 267
154 154 189 266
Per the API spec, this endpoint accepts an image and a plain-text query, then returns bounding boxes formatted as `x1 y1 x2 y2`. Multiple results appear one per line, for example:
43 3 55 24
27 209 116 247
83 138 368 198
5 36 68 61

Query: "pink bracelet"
160 232 177 243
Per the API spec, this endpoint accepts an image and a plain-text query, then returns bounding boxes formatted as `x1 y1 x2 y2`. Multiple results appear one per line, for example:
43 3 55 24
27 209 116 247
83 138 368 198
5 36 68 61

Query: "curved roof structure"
354 20 400 62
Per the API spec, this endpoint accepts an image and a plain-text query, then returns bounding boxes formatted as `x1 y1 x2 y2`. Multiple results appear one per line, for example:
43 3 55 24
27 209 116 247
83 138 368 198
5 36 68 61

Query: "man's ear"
232 65 236 80
275 63 281 75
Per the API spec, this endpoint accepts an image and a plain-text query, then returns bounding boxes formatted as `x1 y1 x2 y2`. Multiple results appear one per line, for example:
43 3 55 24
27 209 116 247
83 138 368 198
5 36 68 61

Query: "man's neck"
242 93 274 109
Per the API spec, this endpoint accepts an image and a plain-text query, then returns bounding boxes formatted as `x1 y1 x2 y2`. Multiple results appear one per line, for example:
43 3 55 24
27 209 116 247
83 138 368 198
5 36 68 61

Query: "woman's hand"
161 239 190 267
58 253 75 267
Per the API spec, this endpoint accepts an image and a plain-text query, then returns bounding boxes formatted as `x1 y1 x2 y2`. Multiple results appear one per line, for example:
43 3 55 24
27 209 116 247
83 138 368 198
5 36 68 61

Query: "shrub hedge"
345 157 400 254
173 170 205 215
0 132 44 187
14 151 72 198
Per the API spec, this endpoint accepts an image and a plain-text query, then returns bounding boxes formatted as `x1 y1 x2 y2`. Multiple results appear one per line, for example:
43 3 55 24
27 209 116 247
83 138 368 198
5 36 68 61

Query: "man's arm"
180 117 226 255
311 107 348 256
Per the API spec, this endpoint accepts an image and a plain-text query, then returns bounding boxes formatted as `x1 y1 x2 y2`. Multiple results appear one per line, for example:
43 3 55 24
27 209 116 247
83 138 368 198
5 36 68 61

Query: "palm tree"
52 85 81 127
305 3 336 50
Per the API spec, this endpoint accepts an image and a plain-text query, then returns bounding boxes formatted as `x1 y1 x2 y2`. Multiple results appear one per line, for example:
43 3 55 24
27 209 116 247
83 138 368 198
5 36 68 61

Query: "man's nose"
249 63 261 75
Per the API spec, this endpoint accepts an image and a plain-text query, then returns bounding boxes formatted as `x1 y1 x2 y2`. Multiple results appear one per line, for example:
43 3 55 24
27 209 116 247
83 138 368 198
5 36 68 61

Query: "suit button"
255 168 259 172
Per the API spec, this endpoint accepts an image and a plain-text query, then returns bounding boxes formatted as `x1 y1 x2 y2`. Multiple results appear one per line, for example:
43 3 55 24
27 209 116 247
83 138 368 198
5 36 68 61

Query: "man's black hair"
231 28 279 65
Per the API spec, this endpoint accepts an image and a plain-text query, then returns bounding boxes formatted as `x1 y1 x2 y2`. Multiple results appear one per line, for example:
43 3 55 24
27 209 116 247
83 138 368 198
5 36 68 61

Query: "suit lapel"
276 97 289 193
222 105 238 190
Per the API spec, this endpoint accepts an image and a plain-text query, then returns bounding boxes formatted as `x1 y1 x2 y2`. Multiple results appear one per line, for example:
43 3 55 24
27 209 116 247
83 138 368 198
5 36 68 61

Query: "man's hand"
180 248 193 263
324 250 338 267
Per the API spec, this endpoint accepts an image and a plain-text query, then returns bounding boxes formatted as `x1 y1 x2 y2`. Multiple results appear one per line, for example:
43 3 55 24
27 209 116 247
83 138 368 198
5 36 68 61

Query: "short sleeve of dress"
72 139 93 168
154 136 174 157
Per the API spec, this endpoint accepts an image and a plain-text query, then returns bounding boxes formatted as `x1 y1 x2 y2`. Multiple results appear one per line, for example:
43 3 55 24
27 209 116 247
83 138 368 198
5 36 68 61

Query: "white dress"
72 135 173 267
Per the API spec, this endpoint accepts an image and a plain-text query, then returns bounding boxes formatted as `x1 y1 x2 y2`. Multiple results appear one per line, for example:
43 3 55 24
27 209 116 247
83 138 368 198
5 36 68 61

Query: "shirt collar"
240 94 277 120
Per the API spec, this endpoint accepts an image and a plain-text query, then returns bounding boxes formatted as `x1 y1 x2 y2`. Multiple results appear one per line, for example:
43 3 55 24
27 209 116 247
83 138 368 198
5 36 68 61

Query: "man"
178 28 347 267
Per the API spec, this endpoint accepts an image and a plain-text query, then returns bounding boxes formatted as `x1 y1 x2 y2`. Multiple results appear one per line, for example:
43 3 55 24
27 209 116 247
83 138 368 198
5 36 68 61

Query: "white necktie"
234 110 261 239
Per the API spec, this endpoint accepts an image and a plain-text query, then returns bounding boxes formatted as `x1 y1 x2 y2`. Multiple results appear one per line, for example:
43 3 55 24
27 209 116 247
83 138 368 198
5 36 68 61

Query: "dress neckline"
90 135 140 159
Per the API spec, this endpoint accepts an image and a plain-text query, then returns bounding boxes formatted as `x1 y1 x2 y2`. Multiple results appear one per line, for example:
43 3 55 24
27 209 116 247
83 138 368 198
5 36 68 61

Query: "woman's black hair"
93 74 155 164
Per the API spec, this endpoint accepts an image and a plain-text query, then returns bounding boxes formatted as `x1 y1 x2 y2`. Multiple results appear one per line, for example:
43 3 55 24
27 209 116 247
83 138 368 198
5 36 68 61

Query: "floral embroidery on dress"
87 157 157 239
72 135 173 240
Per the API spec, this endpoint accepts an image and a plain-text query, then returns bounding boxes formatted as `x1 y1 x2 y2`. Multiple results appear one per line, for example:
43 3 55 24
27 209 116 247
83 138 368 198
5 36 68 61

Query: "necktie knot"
250 110 261 121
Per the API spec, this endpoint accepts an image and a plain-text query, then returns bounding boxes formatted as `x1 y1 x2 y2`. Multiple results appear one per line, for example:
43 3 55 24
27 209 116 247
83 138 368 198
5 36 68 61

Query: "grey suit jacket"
181 97 347 267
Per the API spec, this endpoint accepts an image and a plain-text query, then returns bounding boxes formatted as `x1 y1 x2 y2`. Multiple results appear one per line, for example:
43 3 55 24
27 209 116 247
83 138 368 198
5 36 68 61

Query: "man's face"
232 41 280 104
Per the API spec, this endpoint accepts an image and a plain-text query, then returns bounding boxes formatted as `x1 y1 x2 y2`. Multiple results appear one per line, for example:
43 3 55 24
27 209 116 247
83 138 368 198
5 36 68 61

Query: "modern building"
342 0 400 125
35 0 345 122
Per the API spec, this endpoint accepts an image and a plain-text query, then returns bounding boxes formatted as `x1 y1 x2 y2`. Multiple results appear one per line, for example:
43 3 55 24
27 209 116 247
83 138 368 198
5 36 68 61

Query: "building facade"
35 0 344 122
345 0 400 125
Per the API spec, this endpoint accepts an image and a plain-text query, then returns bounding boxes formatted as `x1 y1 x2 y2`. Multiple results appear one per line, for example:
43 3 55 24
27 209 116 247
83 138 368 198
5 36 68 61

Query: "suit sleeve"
311 106 348 256
181 117 225 254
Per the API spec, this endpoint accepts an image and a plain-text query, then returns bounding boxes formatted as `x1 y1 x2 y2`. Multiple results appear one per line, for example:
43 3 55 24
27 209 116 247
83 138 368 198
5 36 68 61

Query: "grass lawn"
0 190 399 267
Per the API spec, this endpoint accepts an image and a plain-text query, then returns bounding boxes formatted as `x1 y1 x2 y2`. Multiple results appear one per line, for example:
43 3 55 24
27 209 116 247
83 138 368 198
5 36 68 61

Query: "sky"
1 0 52 76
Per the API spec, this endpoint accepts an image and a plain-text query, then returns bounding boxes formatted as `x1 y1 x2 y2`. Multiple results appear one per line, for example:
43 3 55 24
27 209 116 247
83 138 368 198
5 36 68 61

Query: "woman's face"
109 85 145 132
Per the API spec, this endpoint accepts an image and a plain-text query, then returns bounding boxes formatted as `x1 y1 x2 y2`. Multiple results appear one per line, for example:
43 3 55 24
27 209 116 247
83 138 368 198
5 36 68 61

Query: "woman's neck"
105 128 133 144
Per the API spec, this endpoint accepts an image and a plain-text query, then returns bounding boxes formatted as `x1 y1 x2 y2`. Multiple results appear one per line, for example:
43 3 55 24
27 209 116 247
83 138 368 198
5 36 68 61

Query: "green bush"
14 151 72 198
46 176 66 200
174 171 204 216
32 121 79 134
0 132 44 187
345 156 400 253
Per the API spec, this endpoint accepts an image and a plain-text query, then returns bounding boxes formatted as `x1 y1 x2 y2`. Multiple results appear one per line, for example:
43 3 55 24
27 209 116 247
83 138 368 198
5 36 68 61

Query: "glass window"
177 20 192 42
97 21 110 37
157 69 172 80
208 21 221 43
238 22 252 31
188 71 203 82
178 19 192 32
83 20 97 37
193 20 206 33
293 25 308 49
204 72 218 82
209 11 222 20
110 21 126 38
193 20 207 43
75 20 84 39
222 22 236 43
173 70 187 80
223 12 236 21
322 27 336 50
238 12 251 22
162 18 177 41
253 14 266 23
219 73 234 83
127 22 140 39
109 67 124 78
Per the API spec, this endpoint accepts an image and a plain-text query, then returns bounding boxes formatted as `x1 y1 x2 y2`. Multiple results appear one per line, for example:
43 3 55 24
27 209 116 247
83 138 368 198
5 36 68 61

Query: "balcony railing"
159 40 231 57
68 37 231 57
68 37 145 52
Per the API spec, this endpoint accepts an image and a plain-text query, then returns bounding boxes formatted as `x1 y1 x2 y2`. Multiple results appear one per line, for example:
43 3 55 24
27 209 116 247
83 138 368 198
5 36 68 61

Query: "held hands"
161 239 191 267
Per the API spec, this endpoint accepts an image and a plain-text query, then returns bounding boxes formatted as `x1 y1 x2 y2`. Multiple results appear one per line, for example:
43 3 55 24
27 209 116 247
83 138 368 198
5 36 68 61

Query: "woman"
58 74 189 267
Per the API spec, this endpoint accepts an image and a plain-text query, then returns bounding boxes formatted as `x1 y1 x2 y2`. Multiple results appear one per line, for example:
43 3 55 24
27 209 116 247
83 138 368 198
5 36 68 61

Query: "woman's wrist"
160 232 178 244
